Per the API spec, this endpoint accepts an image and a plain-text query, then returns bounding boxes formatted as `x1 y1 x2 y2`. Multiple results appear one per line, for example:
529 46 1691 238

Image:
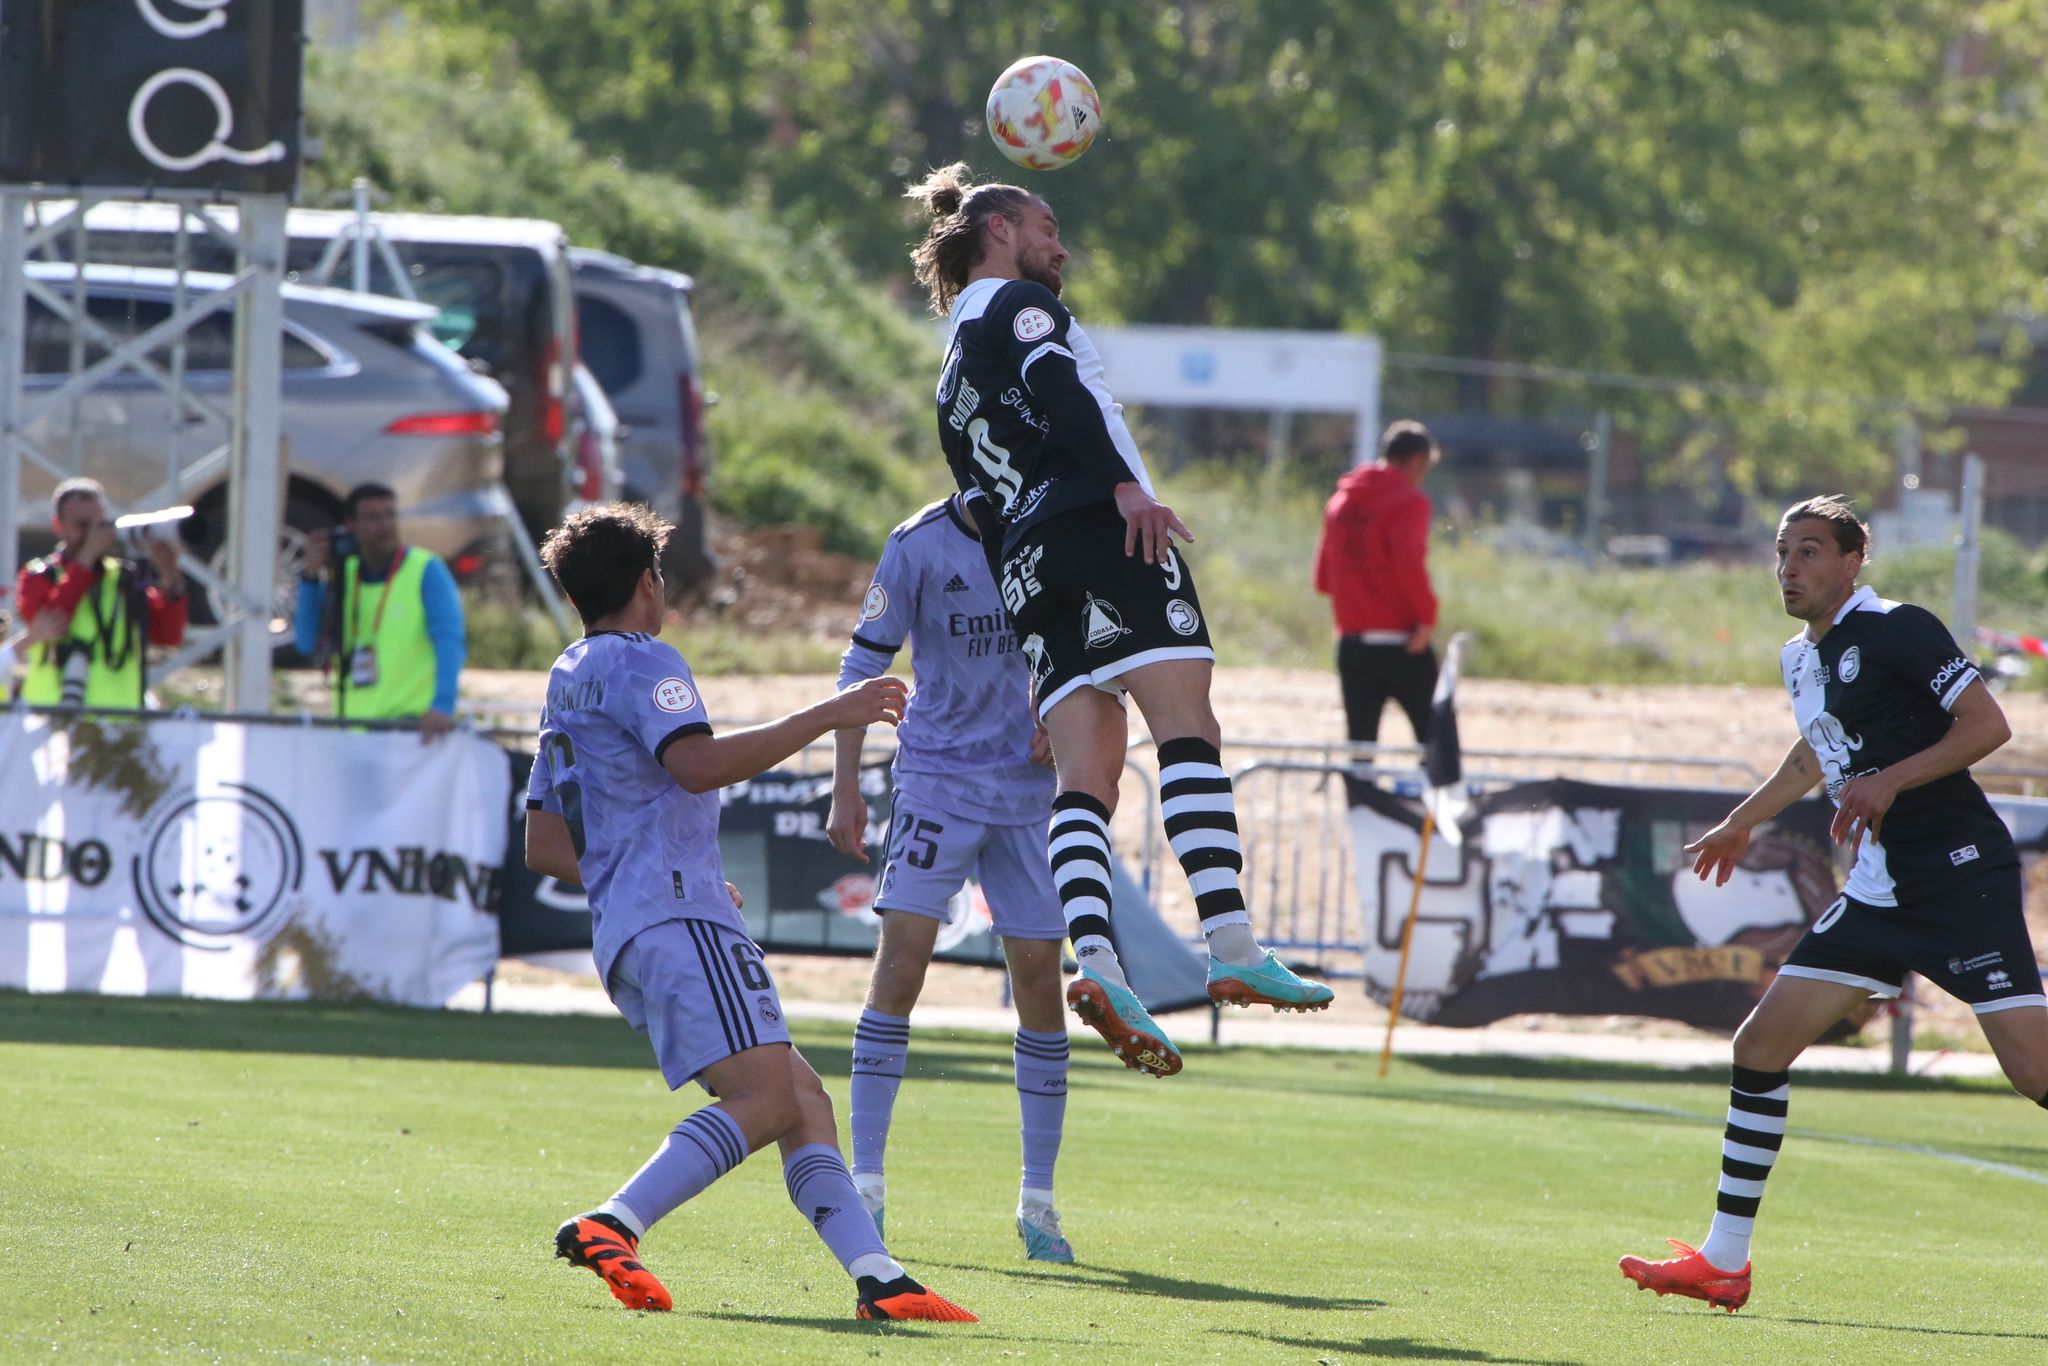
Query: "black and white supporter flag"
1424 634 1469 841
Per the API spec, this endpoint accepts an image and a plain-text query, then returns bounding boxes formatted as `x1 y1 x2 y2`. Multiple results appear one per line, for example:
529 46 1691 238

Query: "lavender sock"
784 1143 890 1272
610 1105 750 1232
1012 1027 1069 1194
849 1009 910 1177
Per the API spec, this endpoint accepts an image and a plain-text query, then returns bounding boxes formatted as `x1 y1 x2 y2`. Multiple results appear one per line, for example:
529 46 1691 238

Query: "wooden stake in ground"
1378 805 1435 1078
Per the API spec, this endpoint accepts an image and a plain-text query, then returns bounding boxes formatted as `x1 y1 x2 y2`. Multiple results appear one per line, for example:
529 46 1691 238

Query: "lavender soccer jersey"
838 499 1054 825
526 631 741 982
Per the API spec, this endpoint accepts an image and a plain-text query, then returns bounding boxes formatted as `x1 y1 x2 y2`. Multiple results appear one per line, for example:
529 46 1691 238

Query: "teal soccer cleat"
1206 950 1335 1012
1066 968 1183 1076
1016 1205 1076 1264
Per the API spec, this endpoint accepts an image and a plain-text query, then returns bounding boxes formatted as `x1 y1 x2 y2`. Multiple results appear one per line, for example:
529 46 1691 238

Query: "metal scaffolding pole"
223 196 288 712
0 197 24 604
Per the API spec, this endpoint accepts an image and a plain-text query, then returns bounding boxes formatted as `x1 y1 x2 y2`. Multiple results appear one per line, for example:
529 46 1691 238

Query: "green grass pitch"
5 991 2048 1364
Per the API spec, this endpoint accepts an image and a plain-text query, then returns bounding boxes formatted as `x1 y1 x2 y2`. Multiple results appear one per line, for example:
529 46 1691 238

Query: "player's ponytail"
906 163 1032 315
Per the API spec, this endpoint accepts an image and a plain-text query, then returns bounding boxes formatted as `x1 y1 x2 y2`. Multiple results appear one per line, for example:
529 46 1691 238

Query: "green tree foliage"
304 20 941 555
404 0 2048 498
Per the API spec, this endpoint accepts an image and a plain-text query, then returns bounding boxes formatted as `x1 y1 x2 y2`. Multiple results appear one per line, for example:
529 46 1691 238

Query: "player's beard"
1018 247 1063 296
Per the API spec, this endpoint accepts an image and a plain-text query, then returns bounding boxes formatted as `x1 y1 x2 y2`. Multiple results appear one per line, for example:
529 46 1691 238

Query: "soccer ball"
985 55 1102 172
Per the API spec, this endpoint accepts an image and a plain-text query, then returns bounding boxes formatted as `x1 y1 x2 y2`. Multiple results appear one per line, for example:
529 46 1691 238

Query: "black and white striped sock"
1049 791 1118 976
1698 1064 1789 1272
1157 737 1259 962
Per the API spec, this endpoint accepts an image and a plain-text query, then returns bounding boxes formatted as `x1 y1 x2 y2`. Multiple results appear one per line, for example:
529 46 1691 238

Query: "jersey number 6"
544 732 587 858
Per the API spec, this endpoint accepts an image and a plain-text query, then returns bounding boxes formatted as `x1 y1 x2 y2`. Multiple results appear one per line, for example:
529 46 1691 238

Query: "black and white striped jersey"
1781 584 2015 904
936 277 1154 555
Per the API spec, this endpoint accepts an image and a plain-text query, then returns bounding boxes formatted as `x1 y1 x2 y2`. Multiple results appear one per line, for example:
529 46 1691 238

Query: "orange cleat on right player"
555 1212 672 1312
1618 1238 1751 1313
855 1274 979 1322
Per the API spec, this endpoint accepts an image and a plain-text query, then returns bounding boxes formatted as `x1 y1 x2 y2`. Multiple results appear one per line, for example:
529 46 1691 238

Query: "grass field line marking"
1581 1091 2048 1188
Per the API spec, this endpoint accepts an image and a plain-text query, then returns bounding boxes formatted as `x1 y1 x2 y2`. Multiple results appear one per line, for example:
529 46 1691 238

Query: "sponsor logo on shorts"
1988 969 2013 992
860 584 889 622
1836 646 1861 683
1951 951 2003 975
1812 896 1848 934
1165 598 1200 636
1022 632 1053 689
1082 593 1131 649
1013 306 1055 342
652 676 698 713
757 994 781 1022
1951 844 1980 866
1002 544 1045 613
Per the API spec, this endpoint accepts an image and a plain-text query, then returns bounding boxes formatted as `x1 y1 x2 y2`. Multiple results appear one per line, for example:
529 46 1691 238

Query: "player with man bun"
905 163 1334 1079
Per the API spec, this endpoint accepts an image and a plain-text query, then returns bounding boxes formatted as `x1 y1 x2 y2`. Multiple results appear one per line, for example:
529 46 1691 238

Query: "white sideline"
448 977 2007 1080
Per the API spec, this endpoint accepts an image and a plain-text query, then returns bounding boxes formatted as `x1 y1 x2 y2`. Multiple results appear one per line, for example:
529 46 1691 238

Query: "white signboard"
0 712 506 1006
1088 325 1383 463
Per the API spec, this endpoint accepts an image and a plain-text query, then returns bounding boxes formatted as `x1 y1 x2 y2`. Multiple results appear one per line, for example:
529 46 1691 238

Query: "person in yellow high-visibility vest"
14 479 188 709
295 483 466 740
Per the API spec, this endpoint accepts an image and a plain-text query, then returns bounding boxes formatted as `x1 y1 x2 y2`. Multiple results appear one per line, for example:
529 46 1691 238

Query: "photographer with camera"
294 483 466 741
14 478 188 709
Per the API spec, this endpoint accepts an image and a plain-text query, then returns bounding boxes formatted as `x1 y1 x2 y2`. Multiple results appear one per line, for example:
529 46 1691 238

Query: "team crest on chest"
1837 645 1861 683
1082 593 1129 649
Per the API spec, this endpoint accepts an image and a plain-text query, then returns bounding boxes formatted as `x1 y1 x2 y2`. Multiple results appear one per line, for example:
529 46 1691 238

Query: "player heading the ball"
904 162 1334 1078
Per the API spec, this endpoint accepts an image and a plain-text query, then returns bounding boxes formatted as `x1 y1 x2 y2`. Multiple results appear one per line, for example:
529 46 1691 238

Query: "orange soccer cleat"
854 1274 979 1323
554 1213 673 1312
1066 969 1182 1077
1618 1239 1751 1313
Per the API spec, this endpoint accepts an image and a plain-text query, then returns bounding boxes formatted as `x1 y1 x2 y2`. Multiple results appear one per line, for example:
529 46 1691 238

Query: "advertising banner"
1350 778 2048 1032
0 712 505 1005
502 759 1010 967
502 761 1212 1013
0 0 304 192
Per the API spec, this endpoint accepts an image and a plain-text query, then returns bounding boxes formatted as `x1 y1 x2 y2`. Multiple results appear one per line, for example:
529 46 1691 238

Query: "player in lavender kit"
523 504 975 1324
826 493 1075 1263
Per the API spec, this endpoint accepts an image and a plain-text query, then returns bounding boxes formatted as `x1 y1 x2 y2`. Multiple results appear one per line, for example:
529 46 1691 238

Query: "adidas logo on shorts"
943 574 970 593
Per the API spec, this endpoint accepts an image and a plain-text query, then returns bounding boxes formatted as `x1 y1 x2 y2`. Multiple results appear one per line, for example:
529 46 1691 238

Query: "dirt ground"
426 659 2048 1055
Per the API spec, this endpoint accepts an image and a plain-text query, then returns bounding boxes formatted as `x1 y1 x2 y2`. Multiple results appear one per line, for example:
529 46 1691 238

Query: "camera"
110 505 195 591
329 527 360 567
55 640 90 707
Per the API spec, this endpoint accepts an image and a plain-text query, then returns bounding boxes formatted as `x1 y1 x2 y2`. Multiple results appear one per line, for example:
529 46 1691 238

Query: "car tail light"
540 336 565 444
575 425 603 500
679 371 706 496
385 410 500 436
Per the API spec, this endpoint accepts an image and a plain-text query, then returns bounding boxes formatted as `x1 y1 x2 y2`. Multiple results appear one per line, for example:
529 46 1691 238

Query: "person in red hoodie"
1313 421 1440 753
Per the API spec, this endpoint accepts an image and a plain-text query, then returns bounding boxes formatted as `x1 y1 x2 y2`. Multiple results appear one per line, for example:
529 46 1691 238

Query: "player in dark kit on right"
904 162 1334 1079
1619 496 2048 1313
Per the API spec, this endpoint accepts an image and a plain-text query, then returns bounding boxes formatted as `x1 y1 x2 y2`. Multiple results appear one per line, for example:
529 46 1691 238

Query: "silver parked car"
569 247 715 590
14 262 510 630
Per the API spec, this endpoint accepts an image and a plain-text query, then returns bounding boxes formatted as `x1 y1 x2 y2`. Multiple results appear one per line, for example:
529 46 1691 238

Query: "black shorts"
1779 863 2045 1014
999 502 1215 719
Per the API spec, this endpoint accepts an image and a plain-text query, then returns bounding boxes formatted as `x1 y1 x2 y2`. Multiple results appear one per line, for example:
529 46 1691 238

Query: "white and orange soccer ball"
985 55 1102 171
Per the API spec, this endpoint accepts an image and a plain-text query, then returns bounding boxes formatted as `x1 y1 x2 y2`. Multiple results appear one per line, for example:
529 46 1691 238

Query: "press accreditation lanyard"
349 549 406 647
